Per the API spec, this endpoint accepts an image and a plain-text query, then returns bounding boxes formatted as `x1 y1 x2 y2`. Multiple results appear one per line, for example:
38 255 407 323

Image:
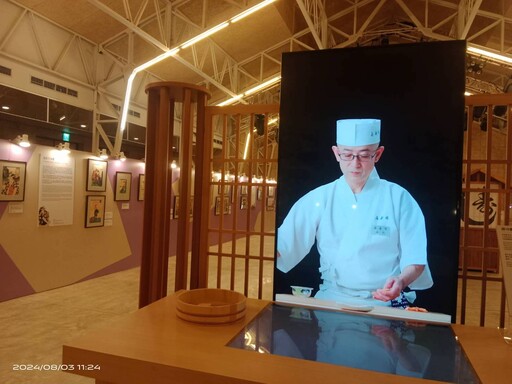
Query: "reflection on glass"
228 304 480 383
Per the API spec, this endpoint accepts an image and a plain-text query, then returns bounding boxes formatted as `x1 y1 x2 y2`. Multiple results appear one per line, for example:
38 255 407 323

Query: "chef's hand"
372 276 403 302
372 265 425 302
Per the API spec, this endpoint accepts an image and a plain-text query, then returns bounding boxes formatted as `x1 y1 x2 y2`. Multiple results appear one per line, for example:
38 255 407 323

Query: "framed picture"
85 195 106 228
173 195 180 219
114 172 132 201
224 197 231 214
240 195 248 210
215 196 231 215
0 160 26 201
138 174 145 201
86 159 108 192
257 186 263 201
266 197 275 211
214 196 221 216
462 183 500 228
218 184 232 198
267 185 275 197
241 185 248 196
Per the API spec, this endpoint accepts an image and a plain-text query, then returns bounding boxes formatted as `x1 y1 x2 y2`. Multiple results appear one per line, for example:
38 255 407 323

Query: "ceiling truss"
2 0 512 156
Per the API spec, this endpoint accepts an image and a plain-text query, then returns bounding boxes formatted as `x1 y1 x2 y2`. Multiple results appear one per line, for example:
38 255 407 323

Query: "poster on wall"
86 159 108 192
114 172 132 201
0 160 26 201
85 195 106 228
38 152 75 226
275 41 466 318
138 174 145 201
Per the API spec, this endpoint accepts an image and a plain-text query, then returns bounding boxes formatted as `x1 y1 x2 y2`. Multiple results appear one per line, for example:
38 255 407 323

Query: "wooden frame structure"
139 82 210 308
196 104 280 299
460 93 512 326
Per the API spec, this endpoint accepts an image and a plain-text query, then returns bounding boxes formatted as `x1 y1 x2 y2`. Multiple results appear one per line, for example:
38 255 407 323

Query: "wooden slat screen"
460 93 512 326
196 104 280 299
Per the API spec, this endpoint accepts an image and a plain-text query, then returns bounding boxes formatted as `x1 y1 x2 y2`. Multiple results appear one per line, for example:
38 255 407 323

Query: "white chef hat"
336 119 381 146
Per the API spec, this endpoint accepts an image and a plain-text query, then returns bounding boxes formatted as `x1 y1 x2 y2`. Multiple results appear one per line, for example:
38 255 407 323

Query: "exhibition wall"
0 138 268 302
0 139 146 302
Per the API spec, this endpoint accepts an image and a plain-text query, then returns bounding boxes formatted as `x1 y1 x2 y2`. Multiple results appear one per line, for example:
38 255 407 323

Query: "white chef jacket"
277 170 433 306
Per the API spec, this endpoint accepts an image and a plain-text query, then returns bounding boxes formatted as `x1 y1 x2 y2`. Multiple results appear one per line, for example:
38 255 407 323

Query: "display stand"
495 225 512 344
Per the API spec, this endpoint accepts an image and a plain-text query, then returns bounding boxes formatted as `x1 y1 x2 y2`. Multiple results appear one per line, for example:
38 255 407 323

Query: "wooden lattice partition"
460 93 512 326
192 104 280 299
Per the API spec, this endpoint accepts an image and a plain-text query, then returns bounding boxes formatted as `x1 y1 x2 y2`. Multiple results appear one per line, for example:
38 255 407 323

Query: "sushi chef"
276 118 433 307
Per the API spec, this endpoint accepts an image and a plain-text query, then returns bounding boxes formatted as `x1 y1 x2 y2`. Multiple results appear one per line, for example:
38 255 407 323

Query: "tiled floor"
0 243 507 384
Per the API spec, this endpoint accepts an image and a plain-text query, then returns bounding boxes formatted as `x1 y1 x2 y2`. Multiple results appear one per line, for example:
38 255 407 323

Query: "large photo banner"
274 41 466 318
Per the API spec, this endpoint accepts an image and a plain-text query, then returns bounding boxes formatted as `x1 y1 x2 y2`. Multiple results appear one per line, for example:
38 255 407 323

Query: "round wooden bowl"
176 288 246 324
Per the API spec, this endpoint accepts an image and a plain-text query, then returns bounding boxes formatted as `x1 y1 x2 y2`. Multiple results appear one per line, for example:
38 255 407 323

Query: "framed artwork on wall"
214 196 231 215
173 195 180 219
214 196 221 216
240 196 248 210
266 197 275 211
0 160 26 201
86 159 108 192
85 195 106 228
138 174 145 201
114 172 132 201
257 186 263 201
224 197 231 214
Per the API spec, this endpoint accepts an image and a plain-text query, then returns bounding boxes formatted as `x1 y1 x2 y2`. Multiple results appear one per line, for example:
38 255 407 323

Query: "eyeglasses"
339 152 377 162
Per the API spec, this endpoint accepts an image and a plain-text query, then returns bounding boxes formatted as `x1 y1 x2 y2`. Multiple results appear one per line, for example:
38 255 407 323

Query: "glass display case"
228 304 480 383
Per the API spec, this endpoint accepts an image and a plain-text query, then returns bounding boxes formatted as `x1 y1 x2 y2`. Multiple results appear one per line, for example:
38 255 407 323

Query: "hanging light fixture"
97 149 109 159
13 134 31 148
56 142 70 155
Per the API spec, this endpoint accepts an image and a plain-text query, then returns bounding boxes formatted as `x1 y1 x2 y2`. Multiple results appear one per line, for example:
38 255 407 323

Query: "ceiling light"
117 152 127 161
2 105 10 110
80 124 87 128
244 76 281 96
56 142 70 155
13 134 30 148
231 0 276 23
119 0 276 132
243 133 251 160
181 22 229 49
98 149 109 159
133 137 139 141
467 46 512 65
217 95 244 106
216 75 282 106
171 160 177 169
59 115 66 121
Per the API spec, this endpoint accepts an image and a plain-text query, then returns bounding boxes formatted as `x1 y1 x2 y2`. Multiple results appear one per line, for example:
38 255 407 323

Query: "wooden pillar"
190 93 211 288
139 82 210 308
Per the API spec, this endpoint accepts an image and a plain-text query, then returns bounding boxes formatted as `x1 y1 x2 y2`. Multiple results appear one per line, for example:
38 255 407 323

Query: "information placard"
38 152 75 226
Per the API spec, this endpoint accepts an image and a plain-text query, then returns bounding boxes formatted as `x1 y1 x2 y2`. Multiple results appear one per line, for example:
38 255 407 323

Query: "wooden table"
62 294 512 384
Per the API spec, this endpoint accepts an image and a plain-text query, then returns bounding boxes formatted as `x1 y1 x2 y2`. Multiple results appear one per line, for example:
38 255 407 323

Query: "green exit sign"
62 132 70 142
